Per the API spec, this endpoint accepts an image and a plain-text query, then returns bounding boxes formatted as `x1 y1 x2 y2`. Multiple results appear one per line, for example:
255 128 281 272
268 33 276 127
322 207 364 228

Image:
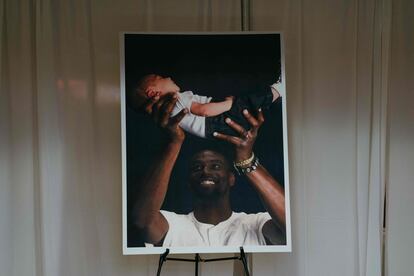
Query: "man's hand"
213 108 264 162
141 94 187 143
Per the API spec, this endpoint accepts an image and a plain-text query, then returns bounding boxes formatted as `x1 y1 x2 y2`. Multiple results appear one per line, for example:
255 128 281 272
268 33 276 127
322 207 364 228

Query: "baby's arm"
190 97 233 117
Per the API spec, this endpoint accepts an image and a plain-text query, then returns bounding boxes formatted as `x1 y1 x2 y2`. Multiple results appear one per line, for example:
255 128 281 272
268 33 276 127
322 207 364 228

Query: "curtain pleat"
385 0 414 275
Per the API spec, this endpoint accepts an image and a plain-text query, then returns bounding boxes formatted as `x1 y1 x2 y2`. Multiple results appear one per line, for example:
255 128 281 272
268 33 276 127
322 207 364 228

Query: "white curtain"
384 0 414 275
1 0 412 275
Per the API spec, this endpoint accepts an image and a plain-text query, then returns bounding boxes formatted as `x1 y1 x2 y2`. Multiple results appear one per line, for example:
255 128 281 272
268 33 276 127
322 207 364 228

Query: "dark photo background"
124 34 284 247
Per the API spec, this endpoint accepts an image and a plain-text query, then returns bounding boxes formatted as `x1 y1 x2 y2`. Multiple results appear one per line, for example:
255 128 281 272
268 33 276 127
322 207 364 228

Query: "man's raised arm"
213 109 286 245
132 95 187 245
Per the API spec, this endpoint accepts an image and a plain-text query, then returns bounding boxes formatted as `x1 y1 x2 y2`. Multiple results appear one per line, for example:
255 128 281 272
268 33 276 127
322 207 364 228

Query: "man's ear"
228 172 236 187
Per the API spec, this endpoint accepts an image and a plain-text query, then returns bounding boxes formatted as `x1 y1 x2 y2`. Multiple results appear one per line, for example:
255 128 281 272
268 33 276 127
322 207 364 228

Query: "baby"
129 74 284 139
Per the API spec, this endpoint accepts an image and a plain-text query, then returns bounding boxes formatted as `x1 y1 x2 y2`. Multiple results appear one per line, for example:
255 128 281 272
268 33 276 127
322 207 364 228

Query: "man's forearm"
133 140 183 228
245 165 286 230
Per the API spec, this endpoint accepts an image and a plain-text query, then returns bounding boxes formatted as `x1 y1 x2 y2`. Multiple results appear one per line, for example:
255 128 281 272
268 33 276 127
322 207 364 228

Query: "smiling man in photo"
132 95 286 247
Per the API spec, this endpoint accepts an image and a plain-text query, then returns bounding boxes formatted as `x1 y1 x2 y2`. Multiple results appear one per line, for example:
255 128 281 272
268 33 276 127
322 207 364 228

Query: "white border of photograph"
120 32 292 255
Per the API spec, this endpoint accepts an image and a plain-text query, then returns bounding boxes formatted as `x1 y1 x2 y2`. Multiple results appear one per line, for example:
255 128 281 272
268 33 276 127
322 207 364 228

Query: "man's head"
128 74 181 111
187 149 235 201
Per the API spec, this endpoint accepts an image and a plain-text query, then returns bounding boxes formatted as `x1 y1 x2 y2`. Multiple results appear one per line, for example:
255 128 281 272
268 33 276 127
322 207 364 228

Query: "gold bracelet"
234 153 255 168
233 156 260 175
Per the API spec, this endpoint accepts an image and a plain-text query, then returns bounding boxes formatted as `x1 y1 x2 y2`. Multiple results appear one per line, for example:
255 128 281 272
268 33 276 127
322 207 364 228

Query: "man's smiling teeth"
201 180 215 185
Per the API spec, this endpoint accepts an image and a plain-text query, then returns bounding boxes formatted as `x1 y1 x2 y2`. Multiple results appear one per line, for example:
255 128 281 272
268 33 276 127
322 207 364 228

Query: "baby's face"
148 75 180 96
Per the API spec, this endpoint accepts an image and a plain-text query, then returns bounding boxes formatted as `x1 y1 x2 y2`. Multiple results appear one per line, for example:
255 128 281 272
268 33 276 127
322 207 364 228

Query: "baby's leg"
271 88 280 102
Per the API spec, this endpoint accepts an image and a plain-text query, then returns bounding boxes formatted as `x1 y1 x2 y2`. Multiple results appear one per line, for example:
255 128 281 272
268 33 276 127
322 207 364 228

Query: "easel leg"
156 249 169 276
239 247 250 276
194 253 200 276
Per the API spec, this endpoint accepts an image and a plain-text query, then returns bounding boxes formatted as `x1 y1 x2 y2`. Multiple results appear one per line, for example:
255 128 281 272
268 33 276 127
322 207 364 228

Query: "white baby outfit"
171 82 284 138
171 91 212 138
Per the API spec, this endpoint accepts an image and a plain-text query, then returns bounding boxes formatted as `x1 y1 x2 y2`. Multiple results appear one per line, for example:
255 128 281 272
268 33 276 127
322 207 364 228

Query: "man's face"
188 150 235 199
147 75 180 96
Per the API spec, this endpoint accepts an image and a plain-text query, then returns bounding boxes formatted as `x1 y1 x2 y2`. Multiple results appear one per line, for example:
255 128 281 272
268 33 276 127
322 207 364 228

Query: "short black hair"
126 74 158 112
187 139 234 170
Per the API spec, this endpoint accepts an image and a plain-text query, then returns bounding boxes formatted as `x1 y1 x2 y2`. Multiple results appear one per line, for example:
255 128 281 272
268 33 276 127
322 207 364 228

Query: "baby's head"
128 74 181 111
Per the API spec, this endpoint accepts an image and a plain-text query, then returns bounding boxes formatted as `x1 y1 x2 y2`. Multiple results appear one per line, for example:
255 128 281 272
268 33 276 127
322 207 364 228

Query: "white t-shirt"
171 91 212 138
159 210 271 247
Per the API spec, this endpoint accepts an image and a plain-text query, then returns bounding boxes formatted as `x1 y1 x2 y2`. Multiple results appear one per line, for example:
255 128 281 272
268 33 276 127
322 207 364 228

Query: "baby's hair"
137 74 158 94
127 74 158 111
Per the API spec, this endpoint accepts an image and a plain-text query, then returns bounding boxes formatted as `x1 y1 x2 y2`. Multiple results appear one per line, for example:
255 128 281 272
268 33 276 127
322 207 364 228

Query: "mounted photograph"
120 33 291 255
